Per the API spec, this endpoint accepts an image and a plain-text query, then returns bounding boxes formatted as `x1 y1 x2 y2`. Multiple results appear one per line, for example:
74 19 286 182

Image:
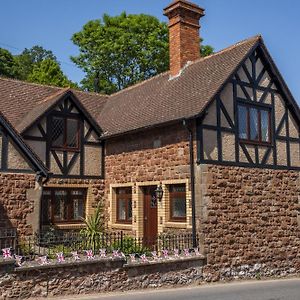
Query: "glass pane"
172 197 186 219
169 184 185 193
128 200 132 220
41 197 51 225
238 105 247 139
249 108 259 140
118 199 126 221
52 117 64 147
54 190 67 221
66 119 79 148
73 198 85 220
261 110 270 142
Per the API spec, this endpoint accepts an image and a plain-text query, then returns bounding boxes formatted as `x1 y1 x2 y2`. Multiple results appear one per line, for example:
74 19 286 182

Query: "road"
53 278 300 300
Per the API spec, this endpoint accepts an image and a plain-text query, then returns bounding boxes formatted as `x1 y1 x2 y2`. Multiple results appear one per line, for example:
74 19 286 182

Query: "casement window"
169 184 186 222
238 103 271 144
41 188 86 224
51 115 80 151
116 187 132 224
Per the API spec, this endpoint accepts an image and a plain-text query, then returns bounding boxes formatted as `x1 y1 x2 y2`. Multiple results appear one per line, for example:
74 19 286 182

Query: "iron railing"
11 231 198 260
0 228 17 250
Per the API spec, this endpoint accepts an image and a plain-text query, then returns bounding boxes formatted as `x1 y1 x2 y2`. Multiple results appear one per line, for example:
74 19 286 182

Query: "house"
0 0 299 273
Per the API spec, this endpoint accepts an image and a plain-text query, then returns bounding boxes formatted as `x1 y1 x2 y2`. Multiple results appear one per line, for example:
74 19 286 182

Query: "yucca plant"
80 203 104 251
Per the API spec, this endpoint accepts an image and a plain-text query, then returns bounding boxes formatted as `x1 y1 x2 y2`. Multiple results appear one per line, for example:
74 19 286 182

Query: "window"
116 187 132 223
238 103 271 144
51 116 80 150
169 184 186 222
41 188 86 224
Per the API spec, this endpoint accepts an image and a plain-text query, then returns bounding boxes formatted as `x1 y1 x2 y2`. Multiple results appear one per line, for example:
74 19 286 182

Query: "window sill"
239 139 272 147
111 223 133 230
164 221 188 229
53 223 86 230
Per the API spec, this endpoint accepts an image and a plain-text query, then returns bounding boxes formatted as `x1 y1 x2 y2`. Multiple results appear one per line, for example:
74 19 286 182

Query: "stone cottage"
0 0 299 274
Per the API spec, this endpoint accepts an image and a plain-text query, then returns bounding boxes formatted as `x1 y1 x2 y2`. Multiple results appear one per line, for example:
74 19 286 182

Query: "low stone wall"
0 256 205 299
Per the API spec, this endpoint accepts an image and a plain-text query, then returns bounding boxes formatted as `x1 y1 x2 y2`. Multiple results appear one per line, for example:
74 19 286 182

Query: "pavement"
46 278 300 300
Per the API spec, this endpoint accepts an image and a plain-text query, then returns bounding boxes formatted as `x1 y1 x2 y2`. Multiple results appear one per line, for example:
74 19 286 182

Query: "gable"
198 44 300 170
0 113 48 175
23 93 104 178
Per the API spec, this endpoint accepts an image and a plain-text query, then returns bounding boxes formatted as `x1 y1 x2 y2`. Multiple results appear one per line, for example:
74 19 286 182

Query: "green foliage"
15 45 57 80
80 203 104 251
0 48 19 78
28 59 75 88
111 236 150 255
72 12 214 94
47 244 73 259
71 12 169 94
0 45 76 88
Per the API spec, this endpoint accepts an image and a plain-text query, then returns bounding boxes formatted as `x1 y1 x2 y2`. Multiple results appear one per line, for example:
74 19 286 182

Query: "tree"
71 13 169 94
15 45 58 80
28 59 75 88
0 48 18 78
71 12 214 94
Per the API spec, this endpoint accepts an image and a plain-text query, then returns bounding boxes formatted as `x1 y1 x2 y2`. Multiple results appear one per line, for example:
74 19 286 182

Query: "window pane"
118 199 127 221
54 190 67 221
128 200 132 220
172 197 186 219
52 117 64 147
73 198 85 220
238 106 247 139
249 108 259 140
66 119 79 148
261 110 270 142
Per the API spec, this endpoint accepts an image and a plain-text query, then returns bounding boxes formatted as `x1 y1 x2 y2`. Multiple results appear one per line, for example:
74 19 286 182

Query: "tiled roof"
0 78 108 132
99 35 260 136
0 35 271 138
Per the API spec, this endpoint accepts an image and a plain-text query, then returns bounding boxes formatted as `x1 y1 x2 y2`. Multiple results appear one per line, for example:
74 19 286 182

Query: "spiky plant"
81 203 104 251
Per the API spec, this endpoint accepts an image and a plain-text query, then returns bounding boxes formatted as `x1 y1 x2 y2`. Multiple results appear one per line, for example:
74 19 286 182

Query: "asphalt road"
55 278 300 300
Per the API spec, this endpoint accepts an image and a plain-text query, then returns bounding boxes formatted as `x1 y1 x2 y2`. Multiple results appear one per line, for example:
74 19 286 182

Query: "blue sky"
0 0 299 102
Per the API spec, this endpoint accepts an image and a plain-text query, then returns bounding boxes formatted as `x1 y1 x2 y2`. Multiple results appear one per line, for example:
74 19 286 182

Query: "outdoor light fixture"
155 184 164 202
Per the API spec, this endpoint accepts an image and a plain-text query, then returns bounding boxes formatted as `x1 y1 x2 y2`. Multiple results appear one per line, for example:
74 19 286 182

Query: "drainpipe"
183 119 197 248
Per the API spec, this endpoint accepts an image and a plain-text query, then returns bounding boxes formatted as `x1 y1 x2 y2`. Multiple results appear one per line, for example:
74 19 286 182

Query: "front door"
143 186 158 244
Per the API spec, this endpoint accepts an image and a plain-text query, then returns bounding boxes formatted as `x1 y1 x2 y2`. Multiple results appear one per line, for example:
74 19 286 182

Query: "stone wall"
105 122 196 235
105 123 194 185
0 257 204 299
198 164 300 281
0 173 36 236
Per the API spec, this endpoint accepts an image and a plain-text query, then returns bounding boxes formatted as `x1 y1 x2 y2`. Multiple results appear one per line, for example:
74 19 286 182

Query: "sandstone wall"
0 257 204 299
198 165 300 280
0 173 36 236
105 123 194 185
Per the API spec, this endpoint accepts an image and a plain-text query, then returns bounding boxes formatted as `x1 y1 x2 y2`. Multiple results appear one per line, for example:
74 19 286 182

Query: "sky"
0 0 299 102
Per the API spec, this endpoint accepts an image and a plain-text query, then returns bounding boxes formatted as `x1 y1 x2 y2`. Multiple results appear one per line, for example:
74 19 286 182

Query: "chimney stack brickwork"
164 0 205 77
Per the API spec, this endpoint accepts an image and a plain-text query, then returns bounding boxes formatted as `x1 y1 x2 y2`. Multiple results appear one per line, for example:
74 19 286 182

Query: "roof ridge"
108 71 170 97
188 34 262 67
37 88 70 105
0 76 63 90
71 88 109 98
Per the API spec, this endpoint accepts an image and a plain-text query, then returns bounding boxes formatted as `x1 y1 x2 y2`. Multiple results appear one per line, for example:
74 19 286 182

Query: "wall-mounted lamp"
155 183 164 202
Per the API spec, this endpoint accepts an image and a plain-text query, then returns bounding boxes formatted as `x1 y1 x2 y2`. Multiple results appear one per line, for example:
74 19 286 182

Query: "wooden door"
143 186 158 244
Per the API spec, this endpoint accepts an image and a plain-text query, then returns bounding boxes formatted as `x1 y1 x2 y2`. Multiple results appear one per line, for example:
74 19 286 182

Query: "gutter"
182 119 197 248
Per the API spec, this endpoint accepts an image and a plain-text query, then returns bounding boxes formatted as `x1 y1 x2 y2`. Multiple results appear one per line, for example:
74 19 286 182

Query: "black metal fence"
0 228 17 250
4 230 198 260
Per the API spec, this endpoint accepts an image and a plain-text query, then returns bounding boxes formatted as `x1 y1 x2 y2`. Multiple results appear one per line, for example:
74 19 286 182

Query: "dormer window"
238 103 271 144
51 115 80 151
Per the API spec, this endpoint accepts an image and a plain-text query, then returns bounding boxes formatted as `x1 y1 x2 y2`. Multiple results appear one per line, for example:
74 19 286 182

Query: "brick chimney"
164 0 205 77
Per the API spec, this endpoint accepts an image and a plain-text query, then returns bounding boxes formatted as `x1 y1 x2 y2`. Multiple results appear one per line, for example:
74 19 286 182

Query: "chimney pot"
164 0 205 77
